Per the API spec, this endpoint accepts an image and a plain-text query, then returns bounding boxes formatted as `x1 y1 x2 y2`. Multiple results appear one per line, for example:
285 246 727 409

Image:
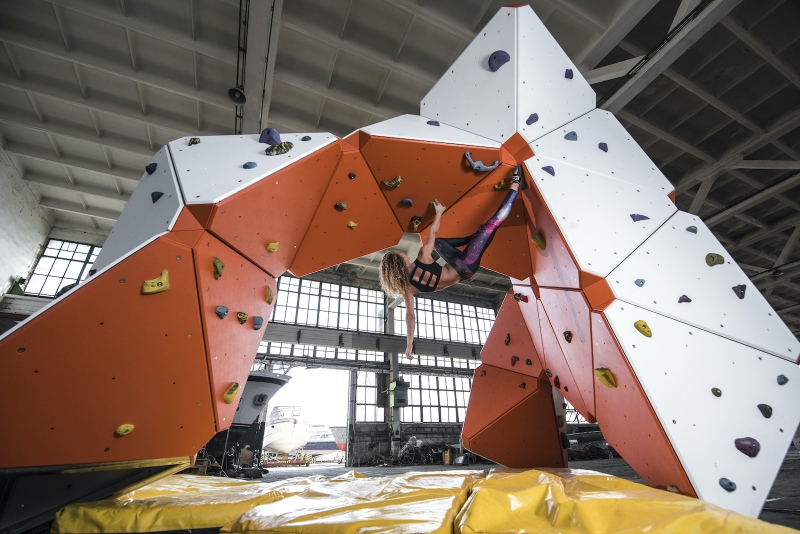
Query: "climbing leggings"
433 187 518 280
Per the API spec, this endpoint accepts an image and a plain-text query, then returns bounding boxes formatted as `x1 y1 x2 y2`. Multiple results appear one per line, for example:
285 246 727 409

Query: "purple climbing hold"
630 214 650 222
732 284 746 299
777 374 788 385
635 279 645 287
678 295 692 303
553 375 561 389
511 356 519 367
719 478 736 492
564 131 577 141
757 404 772 418
686 226 698 234
145 163 157 175
426 120 440 126
734 437 760 458
151 191 163 203
565 69 573 79
301 135 311 141
253 316 264 330
243 161 257 169
598 142 608 152
526 113 539 125
542 166 555 176
488 50 511 72
215 306 228 320
259 127 281 145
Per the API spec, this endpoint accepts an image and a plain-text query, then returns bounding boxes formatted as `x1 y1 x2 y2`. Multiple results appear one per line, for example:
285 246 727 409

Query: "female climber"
379 164 524 361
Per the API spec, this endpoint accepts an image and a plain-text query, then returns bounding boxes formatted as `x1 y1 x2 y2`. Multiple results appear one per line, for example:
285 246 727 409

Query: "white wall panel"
359 114 500 148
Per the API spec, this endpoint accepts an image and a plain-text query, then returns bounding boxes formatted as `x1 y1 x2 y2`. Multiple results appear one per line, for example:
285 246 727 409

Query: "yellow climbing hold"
411 216 422 231
530 231 546 251
493 180 507 191
266 286 274 305
212 257 225 280
429 198 440 208
595 368 617 388
237 312 248 325
188 137 200 146
223 382 240 404
634 320 652 338
347 221 358 229
382 176 402 189
141 269 170 295
266 242 279 252
115 424 135 437
667 485 681 494
705 253 724 266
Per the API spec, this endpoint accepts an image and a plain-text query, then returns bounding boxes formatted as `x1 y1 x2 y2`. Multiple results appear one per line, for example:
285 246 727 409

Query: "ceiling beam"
670 0 704 30
4 142 142 182
24 172 131 203
617 110 715 163
251 0 284 135
241 0 283 134
734 212 800 250
583 57 642 84
576 0 658 70
732 160 800 169
538 0 605 33
38 198 121 221
383 0 476 41
704 173 800 227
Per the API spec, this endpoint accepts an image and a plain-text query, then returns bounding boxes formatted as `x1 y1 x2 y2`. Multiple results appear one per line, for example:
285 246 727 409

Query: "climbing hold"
553 375 561 389
732 284 746 299
426 120 440 126
411 216 422 232
429 198 440 208
563 331 573 343
511 356 519 367
151 191 164 203
678 295 692 303
259 128 281 145
382 176 402 189
557 415 566 427
141 269 170 295
145 163 157 175
560 432 569 449
334 202 348 211
564 131 577 141
347 221 358 230
711 388 722 397
243 161 257 169
545 369 553 378
705 253 725 266
223 382 240 404
595 368 617 389
530 231 546 250
88 269 96 276
493 180 507 191
734 437 760 458
265 142 293 156
686 226 698 234
757 404 772 418
519 382 526 389
400 198 413 207
266 242 279 252
212 257 225 280
634 320 652 337
526 113 539 125
598 142 608 152
513 293 528 303
777 374 788 386
488 50 510 72
237 312 248 325
301 136 311 141
504 333 510 346
215 306 228 320
115 424 135 437
189 137 200 145
634 279 645 287
479 370 486 377
348 173 357 180
253 316 264 330
666 485 681 494
565 69 573 79
630 214 650 222
464 151 499 172
541 166 555 176
265 287 274 305
719 478 736 492
525 359 532 366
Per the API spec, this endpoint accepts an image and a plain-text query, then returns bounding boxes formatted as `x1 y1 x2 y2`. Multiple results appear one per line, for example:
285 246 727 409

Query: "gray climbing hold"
301 135 311 141
560 431 569 449
243 161 257 169
757 404 772 418
426 120 440 126
215 306 228 320
734 437 760 458
634 279 645 287
464 152 499 172
88 268 96 276
542 166 555 176
145 163 157 175
564 131 577 141
686 226 697 234
630 214 650 222
678 295 691 303
598 142 608 152
253 316 264 330
259 128 281 145
732 284 746 299
553 376 561 389
400 198 413 207
565 69 573 79
488 50 510 72
348 173 356 180
526 113 539 125
151 191 164 203
711 388 721 397
777 374 788 386
719 478 736 492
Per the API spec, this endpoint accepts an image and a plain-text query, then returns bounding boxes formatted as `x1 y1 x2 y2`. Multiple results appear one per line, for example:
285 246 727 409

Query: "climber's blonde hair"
380 251 409 297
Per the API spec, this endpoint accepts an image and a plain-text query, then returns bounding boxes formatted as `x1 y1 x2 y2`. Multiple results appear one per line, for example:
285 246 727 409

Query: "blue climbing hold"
777 374 788 385
686 226 697 234
634 279 645 287
719 478 736 492
488 50 510 72
464 152 499 172
243 162 257 169
564 131 577 141
526 113 539 125
426 120 440 126
259 127 281 145
630 214 650 222
253 316 264 330
301 135 311 141
565 69 573 79
598 142 608 152
145 163 157 175
541 166 555 176
732 284 746 299
215 306 228 320
678 295 692 303
348 173 356 180
151 191 163 203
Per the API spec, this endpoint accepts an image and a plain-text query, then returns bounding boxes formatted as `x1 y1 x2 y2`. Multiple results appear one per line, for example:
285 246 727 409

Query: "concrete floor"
258 448 800 531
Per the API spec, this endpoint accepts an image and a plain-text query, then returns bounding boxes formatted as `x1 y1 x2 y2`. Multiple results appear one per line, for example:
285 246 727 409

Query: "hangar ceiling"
0 0 798 336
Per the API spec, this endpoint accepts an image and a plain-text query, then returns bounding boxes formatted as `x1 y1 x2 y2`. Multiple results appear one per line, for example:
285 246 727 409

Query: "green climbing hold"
189 137 200 146
265 142 293 156
545 368 553 378
563 331 572 343
237 312 248 325
504 333 510 346
382 176 402 189
212 257 225 280
706 253 725 266
493 179 507 191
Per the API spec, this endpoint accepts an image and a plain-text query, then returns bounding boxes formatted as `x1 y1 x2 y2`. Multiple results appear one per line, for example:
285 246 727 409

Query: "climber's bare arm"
419 201 446 261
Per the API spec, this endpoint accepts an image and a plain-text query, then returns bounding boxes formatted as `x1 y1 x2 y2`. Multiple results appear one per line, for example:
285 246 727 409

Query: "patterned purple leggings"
433 188 518 280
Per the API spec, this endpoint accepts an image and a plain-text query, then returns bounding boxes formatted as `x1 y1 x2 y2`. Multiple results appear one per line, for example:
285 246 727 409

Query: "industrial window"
401 375 471 423
394 298 494 344
24 239 102 298
257 341 386 364
356 372 384 422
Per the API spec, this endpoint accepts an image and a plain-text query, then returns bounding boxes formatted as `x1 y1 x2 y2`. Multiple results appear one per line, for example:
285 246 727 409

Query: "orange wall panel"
191 233 277 431
206 143 342 278
0 237 216 468
290 146 404 277
480 293 544 379
510 282 545 367
591 312 696 496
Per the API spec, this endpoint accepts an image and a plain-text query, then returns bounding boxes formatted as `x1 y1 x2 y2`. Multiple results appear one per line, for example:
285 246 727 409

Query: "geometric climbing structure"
0 5 798 525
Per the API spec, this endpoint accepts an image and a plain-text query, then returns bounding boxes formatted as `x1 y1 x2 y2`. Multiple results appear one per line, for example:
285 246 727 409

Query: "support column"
346 368 358 467
386 302 402 459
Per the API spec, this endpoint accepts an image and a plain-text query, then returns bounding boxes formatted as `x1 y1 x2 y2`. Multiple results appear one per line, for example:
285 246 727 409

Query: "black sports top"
409 259 441 293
